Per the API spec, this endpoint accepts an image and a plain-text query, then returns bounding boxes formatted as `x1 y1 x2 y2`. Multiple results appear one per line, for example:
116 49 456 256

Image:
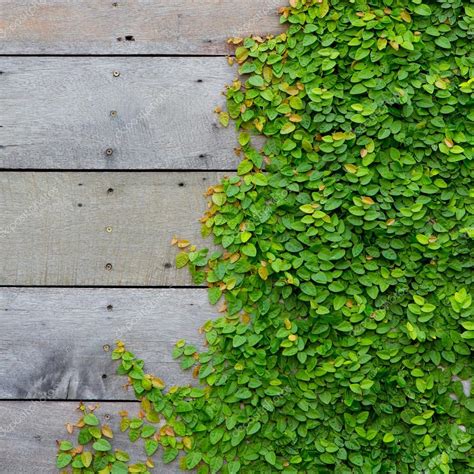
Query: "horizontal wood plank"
0 0 284 55
0 288 213 400
0 172 222 286
0 401 185 473
0 57 241 169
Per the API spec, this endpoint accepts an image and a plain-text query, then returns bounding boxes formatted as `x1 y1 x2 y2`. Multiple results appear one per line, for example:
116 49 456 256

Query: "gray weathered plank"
0 172 223 286
0 288 213 400
0 401 184 473
0 0 284 55
0 57 240 169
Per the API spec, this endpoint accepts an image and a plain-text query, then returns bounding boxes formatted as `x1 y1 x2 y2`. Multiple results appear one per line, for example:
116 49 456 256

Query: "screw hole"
112 71 120 77
105 148 114 156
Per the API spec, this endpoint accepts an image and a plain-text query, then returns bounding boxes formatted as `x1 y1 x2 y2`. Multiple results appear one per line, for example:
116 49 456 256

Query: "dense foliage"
57 1 473 473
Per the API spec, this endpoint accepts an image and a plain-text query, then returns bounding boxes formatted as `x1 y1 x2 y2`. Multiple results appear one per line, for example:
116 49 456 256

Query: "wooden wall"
0 1 284 471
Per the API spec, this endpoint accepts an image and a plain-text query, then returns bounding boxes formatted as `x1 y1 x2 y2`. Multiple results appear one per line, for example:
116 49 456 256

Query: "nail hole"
107 188 114 194
77 203 83 207
178 182 185 187
164 263 172 269
78 183 83 186
102 374 107 379
105 263 113 271
107 304 113 311
125 35 135 41
199 153 208 159
112 2 118 6
197 79 203 83
117 37 123 42
110 110 117 117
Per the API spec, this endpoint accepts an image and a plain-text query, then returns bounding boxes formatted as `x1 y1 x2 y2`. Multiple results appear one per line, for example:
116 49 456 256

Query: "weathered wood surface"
0 401 185 473
0 57 241 169
0 0 284 55
0 288 212 400
0 172 224 286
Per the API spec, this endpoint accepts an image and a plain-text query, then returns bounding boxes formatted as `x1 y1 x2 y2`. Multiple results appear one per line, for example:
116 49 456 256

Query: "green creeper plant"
58 0 473 472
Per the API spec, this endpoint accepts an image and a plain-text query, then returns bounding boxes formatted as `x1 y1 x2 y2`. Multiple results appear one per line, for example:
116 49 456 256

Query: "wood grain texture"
0 0 284 55
0 57 240 169
0 288 213 400
0 172 223 286
0 401 185 473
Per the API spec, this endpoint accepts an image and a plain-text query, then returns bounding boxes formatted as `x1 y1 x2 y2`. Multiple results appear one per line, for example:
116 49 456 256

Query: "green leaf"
208 287 222 305
163 448 179 464
413 4 432 16
435 37 451 49
185 451 202 469
144 439 158 456
242 243 257 257
56 453 72 469
59 440 73 451
264 451 277 466
83 413 99 426
248 75 264 88
176 252 189 269
93 439 112 452
237 160 254 175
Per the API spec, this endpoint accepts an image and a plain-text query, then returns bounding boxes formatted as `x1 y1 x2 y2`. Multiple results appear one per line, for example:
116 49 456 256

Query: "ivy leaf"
56 453 72 469
413 4 432 16
185 451 202 469
208 287 222 305
83 413 99 426
92 439 112 452
163 448 179 464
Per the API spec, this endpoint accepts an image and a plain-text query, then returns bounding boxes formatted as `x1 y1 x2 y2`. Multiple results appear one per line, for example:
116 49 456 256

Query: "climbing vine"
57 0 473 472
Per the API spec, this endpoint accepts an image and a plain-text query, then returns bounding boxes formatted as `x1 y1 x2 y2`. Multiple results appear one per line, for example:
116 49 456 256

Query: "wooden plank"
0 401 184 473
0 57 240 169
0 288 213 400
0 0 284 55
0 172 222 286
